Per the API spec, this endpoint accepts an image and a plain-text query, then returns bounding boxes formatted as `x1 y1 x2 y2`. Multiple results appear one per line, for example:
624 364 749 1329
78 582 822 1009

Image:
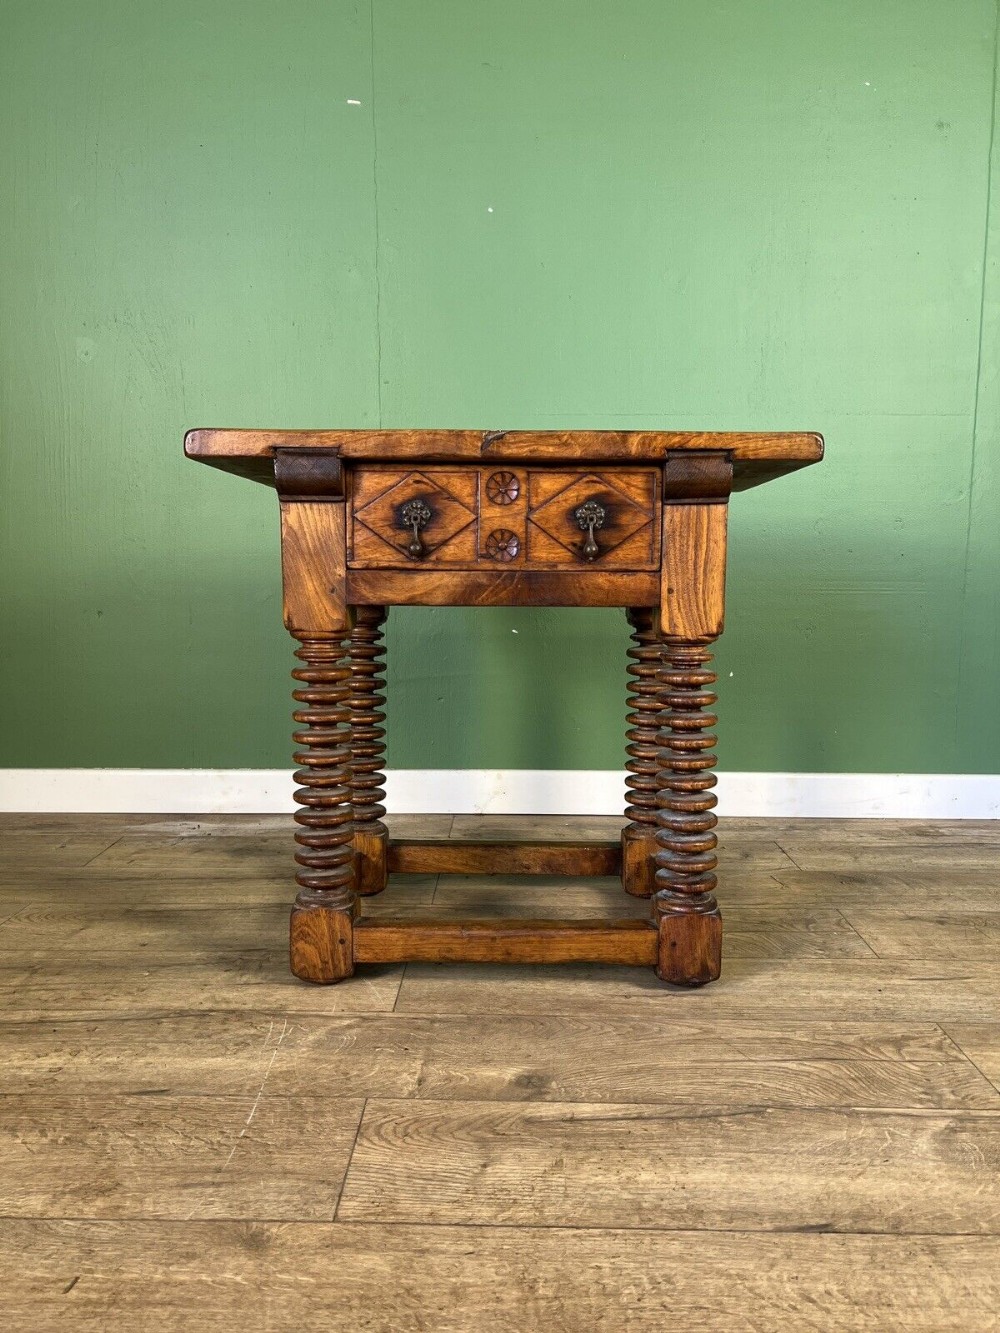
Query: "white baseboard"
0 769 998 818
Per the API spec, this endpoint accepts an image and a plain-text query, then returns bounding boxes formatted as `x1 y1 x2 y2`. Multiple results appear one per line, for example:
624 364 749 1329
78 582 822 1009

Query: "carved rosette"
486 471 520 505
485 529 520 562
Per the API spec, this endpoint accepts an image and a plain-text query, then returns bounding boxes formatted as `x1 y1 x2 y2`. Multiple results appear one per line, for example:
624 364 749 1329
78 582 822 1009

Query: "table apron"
346 568 660 607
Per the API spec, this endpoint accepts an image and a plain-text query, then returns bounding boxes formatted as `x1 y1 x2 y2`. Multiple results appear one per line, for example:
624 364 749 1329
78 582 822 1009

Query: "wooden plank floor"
2 813 999 1331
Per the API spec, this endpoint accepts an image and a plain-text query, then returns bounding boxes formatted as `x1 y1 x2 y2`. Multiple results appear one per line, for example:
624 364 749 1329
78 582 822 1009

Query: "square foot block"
290 901 356 983
653 892 722 986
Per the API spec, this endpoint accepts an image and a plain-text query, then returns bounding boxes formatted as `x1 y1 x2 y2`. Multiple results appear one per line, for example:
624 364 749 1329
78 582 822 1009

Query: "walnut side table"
185 429 822 987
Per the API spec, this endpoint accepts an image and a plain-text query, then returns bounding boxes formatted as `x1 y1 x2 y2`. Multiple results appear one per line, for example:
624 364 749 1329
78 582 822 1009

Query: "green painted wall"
2 1 998 773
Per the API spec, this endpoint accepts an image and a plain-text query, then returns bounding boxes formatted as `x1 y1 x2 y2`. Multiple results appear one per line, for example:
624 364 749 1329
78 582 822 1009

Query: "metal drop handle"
400 499 432 559
574 499 606 561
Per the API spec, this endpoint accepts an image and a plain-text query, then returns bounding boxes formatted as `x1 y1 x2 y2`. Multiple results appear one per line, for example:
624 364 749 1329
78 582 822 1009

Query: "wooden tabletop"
185 428 823 491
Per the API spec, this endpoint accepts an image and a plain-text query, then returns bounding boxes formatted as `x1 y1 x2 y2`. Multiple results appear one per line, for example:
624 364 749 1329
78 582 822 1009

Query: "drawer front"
349 466 660 570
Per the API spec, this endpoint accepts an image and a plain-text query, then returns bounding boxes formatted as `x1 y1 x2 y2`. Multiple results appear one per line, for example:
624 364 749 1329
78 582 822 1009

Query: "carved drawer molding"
348 465 659 570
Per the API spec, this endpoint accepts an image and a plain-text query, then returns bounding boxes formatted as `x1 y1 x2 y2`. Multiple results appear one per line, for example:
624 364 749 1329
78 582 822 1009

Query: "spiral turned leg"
621 608 663 897
349 607 389 895
288 632 358 983
652 639 722 985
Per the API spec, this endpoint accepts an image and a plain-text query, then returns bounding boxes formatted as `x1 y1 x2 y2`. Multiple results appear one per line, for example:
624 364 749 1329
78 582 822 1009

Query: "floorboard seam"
78 836 126 868
1 1214 998 1237
835 910 882 958
936 1023 1000 1100
392 962 409 1012
333 1098 369 1221
772 840 804 871
3 1089 994 1110
0 905 30 931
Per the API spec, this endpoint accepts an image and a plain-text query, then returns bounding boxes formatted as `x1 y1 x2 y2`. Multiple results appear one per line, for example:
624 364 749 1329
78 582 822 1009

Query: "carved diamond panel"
353 470 477 564
527 471 656 565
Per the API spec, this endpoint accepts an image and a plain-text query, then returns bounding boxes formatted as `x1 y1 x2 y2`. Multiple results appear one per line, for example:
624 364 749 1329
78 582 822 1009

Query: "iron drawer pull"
574 500 606 561
400 499 432 559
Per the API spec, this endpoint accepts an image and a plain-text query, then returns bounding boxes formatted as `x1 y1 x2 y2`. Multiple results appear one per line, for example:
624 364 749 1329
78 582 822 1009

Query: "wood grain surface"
186 427 825 461
278 501 349 635
3 811 999 1330
185 428 824 494
660 502 728 638
387 837 622 875
337 1098 1000 1231
353 916 658 965
5 1222 995 1332
346 566 661 606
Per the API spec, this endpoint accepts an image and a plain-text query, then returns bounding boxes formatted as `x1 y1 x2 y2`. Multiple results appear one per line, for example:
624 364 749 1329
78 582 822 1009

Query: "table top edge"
184 427 824 470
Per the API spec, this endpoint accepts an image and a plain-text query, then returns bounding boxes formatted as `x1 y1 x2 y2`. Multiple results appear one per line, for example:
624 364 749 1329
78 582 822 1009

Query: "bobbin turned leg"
652 639 721 985
622 608 662 897
289 632 359 983
275 447 359 984
651 459 732 986
349 606 389 895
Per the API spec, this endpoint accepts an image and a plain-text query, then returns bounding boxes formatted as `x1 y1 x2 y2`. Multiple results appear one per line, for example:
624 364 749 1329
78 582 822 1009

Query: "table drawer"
348 466 660 570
